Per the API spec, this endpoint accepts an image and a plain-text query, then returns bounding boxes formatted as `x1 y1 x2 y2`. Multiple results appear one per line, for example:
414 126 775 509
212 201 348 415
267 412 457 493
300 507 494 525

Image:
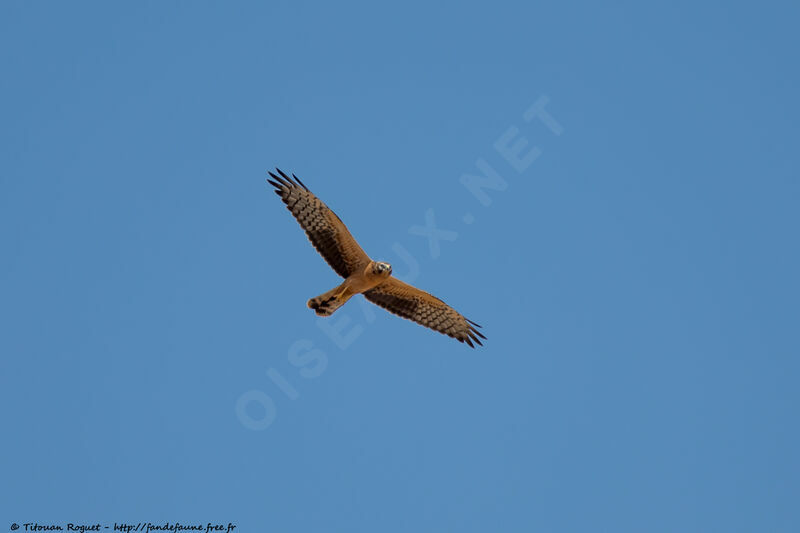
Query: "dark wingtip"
276 168 299 187
269 168 310 192
268 171 289 187
292 173 310 191
466 318 482 328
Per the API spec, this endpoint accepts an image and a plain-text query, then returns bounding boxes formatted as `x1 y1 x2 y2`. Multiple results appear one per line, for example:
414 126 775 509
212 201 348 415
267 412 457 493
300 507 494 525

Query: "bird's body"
307 260 392 316
267 169 486 347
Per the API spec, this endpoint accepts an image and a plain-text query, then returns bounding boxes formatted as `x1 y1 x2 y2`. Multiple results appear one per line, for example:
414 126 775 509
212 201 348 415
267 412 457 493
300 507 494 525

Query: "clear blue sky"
1 1 798 531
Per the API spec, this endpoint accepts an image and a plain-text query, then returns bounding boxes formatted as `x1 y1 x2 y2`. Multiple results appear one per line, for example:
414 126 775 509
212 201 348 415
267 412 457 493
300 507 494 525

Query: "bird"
266 168 486 347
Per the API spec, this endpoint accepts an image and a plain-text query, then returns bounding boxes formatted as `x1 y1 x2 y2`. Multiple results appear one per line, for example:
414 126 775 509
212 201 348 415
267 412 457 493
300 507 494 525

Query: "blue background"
2 1 799 531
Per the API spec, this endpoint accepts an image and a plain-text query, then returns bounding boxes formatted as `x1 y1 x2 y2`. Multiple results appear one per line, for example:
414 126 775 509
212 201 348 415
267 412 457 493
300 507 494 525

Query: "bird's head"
373 261 392 277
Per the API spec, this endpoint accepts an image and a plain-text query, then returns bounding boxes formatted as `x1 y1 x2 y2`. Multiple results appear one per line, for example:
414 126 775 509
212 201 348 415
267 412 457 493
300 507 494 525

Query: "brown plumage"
267 168 485 347
363 278 485 347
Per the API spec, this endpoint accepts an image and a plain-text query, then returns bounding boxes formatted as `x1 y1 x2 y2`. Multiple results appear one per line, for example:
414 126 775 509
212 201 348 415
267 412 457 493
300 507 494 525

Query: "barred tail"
307 284 351 316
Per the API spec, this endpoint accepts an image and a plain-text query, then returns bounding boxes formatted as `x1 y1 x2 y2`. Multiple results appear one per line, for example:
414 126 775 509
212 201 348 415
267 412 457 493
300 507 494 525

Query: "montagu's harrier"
267 168 486 348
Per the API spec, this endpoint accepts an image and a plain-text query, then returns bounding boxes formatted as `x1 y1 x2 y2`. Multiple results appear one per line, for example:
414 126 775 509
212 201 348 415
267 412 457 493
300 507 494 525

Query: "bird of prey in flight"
266 169 486 347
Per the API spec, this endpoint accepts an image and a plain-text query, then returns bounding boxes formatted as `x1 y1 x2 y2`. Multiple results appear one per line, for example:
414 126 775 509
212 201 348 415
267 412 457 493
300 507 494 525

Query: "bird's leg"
307 283 354 316
334 285 351 299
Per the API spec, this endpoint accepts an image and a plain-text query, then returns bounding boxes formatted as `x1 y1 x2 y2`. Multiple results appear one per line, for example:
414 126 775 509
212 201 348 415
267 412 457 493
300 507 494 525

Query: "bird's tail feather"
307 284 352 316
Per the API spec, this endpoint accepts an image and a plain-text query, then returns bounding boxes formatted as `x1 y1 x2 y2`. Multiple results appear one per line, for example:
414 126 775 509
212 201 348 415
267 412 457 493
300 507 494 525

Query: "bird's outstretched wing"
363 277 486 347
267 169 371 278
